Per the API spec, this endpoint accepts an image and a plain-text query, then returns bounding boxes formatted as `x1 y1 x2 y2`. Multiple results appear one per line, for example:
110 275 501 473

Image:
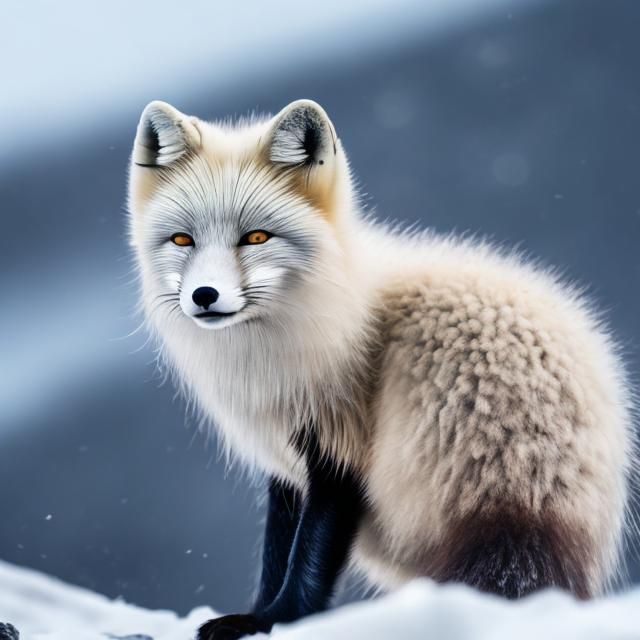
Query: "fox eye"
171 233 194 247
239 230 272 246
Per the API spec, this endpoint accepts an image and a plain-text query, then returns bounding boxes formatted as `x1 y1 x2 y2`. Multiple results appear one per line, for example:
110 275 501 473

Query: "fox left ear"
267 99 337 167
132 101 201 167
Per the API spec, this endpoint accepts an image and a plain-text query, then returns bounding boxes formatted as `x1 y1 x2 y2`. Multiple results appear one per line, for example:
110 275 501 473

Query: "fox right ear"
267 100 337 166
132 101 201 167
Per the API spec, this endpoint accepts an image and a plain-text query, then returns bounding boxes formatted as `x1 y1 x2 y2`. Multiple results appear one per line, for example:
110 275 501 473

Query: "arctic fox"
128 99 633 640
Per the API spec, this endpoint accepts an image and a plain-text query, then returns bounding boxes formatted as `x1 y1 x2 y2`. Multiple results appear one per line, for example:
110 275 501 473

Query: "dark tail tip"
427 506 593 599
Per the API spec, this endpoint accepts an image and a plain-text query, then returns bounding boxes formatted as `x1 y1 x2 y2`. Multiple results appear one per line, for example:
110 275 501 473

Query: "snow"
1 560 639 640
0 561 214 640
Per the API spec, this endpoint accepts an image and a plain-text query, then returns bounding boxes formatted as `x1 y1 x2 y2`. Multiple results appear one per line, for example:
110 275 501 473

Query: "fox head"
128 99 359 333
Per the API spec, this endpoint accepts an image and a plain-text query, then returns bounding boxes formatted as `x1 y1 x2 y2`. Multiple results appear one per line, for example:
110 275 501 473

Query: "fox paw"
197 614 269 640
0 623 19 640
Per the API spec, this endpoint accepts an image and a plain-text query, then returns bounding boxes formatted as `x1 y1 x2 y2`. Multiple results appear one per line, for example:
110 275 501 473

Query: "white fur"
128 100 635 598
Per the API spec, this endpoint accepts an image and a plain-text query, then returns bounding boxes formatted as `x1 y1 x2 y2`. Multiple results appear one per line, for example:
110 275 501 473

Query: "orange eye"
171 233 194 247
241 230 272 245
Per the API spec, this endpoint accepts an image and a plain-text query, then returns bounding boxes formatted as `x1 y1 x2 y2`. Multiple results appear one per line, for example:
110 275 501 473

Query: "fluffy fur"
128 99 634 604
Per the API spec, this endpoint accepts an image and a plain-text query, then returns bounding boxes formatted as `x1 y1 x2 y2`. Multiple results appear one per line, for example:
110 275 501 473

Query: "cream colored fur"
128 100 634 598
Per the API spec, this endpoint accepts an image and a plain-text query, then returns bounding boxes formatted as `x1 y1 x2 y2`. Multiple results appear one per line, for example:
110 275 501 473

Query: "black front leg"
198 432 364 640
253 477 302 612
257 455 364 625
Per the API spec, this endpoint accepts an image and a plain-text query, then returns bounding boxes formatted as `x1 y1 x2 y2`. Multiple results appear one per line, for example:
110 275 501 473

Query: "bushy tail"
428 506 593 599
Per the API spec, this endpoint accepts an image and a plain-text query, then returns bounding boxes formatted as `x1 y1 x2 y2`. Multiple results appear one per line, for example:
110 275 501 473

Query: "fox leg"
198 432 364 640
252 477 302 611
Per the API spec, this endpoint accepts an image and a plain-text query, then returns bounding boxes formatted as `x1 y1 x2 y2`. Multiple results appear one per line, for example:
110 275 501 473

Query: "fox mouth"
194 310 238 319
189 305 248 329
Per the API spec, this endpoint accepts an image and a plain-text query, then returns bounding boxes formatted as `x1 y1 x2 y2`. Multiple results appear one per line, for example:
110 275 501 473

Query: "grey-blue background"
0 0 638 616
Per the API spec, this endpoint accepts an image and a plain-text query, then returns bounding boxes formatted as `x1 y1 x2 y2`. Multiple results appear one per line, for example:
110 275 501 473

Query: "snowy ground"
1 561 639 640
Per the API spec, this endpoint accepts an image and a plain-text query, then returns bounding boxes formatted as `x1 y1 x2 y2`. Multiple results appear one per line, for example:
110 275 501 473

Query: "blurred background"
1 0 638 617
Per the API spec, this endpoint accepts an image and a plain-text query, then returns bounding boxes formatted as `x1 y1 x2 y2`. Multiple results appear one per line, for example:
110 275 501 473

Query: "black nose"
192 286 220 310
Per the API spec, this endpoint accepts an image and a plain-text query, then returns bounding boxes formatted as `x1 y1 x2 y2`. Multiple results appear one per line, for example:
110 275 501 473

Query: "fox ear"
132 101 201 167
265 100 340 213
267 99 337 166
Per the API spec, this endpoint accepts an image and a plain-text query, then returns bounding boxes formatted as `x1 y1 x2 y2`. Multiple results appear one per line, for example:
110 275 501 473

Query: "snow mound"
0 560 214 640
1 560 638 640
